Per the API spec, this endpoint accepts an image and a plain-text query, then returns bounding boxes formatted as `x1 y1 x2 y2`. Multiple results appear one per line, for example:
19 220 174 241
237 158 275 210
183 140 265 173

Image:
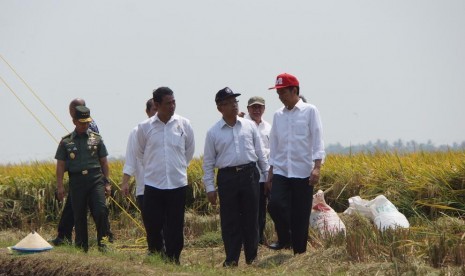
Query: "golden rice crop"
1 151 465 270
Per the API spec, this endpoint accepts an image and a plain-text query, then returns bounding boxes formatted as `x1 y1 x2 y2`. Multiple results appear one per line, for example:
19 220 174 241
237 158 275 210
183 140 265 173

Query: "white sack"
344 194 409 231
310 190 346 235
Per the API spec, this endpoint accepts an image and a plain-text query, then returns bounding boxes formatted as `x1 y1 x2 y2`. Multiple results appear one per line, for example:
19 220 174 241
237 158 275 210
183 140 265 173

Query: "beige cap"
247 96 265 106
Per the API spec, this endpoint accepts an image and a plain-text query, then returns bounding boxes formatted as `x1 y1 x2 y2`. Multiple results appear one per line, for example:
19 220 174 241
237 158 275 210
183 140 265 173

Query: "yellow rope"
0 74 59 144
1 54 144 234
0 54 69 133
109 177 141 213
108 195 145 232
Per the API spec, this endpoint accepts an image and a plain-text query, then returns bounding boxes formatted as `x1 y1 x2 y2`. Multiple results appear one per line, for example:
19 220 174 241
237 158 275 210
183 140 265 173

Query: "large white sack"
310 190 346 235
343 194 409 231
367 195 410 231
343 196 374 219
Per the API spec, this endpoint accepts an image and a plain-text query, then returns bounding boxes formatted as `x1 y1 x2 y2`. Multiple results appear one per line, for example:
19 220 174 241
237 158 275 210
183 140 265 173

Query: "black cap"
215 87 241 104
75 106 92 123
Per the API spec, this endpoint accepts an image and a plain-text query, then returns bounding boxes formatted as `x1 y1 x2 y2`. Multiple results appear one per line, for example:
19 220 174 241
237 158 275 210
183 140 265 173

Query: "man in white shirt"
135 87 195 264
121 98 157 210
203 87 269 267
265 73 325 254
244 96 272 245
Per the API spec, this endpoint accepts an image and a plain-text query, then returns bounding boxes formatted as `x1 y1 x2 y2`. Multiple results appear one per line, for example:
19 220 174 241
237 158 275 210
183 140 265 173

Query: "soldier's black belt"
219 162 256 173
68 167 101 176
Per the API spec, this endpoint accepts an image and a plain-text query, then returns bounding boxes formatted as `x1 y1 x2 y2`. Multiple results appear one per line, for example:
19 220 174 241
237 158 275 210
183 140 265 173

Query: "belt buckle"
82 170 88 175
235 166 243 172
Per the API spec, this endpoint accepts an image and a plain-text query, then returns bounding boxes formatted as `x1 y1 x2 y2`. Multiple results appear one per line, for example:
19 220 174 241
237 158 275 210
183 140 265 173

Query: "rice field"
1 151 465 274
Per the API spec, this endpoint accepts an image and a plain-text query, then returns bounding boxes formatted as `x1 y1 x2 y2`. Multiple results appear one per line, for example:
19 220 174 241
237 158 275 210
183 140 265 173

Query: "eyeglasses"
248 105 264 109
220 100 239 106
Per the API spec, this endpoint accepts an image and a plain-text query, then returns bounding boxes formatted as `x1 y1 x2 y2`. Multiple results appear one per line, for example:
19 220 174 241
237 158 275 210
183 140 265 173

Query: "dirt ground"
1 229 464 276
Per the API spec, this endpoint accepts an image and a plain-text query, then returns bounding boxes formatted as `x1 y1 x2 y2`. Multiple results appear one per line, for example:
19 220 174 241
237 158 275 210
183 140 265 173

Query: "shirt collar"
152 113 178 125
245 114 262 126
285 98 305 112
71 129 90 139
220 116 242 128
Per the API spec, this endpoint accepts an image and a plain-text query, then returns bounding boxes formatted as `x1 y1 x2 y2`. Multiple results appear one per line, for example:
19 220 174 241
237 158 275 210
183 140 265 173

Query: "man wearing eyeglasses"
203 87 269 267
244 96 271 245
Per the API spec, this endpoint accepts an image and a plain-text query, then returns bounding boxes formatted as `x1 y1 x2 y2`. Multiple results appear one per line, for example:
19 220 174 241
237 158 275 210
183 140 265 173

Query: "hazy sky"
1 1 464 164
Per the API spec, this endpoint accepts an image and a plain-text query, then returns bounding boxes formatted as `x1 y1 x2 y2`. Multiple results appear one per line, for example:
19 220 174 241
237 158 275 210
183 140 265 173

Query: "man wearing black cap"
135 87 195 264
51 98 114 246
203 87 269 267
266 73 326 255
55 105 111 252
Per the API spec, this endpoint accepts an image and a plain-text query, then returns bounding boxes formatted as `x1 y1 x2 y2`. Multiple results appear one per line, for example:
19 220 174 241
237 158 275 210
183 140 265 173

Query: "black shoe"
98 244 108 253
267 241 291 250
50 237 70 246
246 258 256 265
223 260 238 267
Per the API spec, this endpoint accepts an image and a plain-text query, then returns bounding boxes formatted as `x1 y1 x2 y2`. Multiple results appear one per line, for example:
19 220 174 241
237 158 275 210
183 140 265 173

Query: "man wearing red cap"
265 73 326 254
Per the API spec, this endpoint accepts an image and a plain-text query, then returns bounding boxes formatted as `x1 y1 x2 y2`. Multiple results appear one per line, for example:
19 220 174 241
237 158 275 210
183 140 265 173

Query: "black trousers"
69 172 109 251
267 174 313 254
57 193 74 241
142 185 186 263
258 182 268 244
136 195 144 212
57 189 113 242
217 166 260 264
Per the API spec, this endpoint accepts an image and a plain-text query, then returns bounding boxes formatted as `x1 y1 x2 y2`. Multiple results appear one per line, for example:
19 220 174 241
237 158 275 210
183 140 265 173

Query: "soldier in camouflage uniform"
55 106 111 252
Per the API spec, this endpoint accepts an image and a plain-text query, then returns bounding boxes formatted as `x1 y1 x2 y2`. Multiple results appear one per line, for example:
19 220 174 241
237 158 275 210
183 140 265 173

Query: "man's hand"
105 184 111 197
309 167 320 186
207 191 218 206
264 181 272 196
121 181 130 197
56 185 65 202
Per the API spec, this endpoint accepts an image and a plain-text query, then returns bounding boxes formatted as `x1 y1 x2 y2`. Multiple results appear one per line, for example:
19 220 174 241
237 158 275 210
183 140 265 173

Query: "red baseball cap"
268 73 299 89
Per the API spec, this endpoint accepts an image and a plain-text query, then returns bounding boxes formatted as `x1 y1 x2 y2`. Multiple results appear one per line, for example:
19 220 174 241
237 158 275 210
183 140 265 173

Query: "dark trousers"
217 166 260 264
69 172 109 251
136 195 144 212
57 189 113 242
57 193 74 241
258 182 268 244
268 174 313 254
142 185 186 263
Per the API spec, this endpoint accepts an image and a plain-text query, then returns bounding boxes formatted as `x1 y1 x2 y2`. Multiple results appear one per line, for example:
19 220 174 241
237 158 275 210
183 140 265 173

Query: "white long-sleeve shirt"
269 99 325 178
203 117 270 193
245 114 271 182
136 114 195 190
123 125 145 196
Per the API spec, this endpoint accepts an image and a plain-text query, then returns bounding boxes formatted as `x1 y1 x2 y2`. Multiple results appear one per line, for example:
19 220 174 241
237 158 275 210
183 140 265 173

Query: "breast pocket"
294 121 309 136
65 144 78 160
171 132 185 149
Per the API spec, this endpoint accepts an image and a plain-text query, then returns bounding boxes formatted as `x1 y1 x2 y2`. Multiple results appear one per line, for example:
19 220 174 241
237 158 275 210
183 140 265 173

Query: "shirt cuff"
123 165 136 176
205 183 216 193
312 151 326 163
